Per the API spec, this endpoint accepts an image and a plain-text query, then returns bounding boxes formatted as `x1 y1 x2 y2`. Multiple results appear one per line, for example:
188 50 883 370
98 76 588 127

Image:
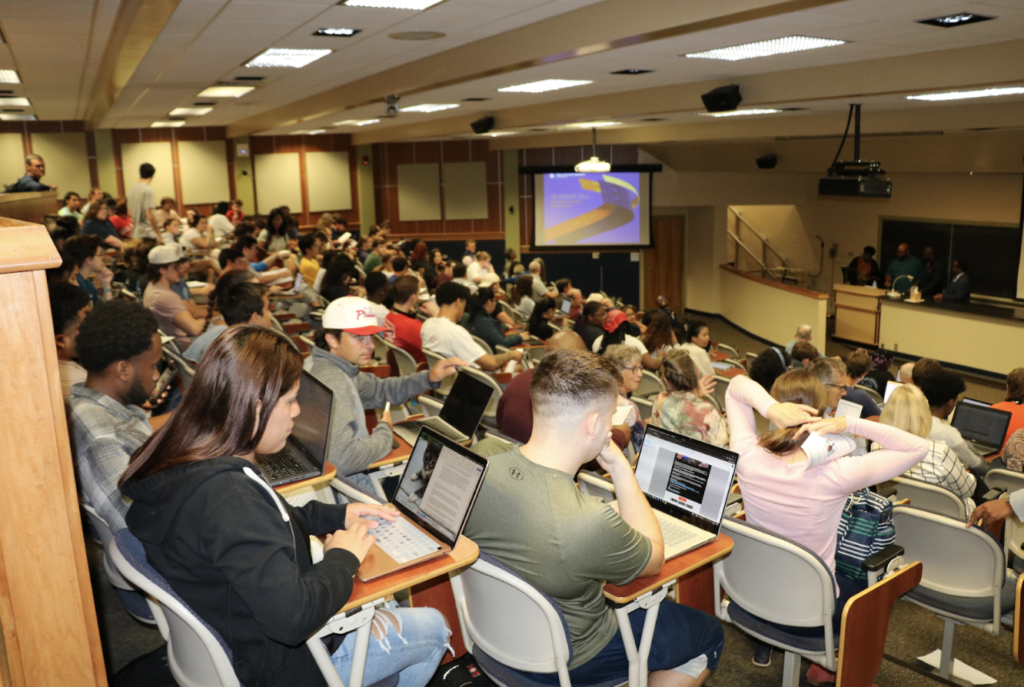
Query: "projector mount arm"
827 104 885 177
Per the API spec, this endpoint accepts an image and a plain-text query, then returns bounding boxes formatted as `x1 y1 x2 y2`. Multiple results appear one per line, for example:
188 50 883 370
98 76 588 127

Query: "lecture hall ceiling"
0 0 1021 145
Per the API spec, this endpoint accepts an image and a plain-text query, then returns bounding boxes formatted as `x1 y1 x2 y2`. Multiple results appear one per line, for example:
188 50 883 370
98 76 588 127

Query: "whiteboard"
306 151 352 212
253 152 302 215
121 142 175 202
30 132 92 199
178 140 230 205
397 163 441 221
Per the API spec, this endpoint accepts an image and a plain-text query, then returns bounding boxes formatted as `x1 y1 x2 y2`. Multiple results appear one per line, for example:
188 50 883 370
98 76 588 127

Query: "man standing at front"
465 350 723 686
883 243 923 294
128 163 160 243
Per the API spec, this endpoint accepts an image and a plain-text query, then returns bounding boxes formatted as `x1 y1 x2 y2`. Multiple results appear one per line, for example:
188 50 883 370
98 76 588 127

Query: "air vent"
462 97 490 102
234 76 265 81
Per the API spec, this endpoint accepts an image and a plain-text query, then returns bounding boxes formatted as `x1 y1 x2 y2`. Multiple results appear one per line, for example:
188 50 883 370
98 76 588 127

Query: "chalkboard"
880 218 1022 300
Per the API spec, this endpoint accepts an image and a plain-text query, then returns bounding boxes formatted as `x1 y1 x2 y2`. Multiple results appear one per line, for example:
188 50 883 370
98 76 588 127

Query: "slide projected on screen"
534 172 651 248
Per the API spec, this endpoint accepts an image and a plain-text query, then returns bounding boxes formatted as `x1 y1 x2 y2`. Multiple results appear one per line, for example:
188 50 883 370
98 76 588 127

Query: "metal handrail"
728 208 792 269
726 228 770 274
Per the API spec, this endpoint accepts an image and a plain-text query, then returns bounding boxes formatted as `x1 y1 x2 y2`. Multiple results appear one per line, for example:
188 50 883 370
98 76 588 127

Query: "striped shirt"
871 437 976 513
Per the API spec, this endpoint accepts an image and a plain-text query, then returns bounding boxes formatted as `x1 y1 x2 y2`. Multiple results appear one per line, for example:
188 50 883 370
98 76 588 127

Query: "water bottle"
872 280 877 288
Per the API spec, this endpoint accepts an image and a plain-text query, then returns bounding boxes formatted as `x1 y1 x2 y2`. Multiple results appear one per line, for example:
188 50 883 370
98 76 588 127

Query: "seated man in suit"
466 350 723 686
934 259 971 302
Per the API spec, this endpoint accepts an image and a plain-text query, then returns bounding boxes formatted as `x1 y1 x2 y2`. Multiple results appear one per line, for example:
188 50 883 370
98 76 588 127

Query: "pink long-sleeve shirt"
726 375 929 574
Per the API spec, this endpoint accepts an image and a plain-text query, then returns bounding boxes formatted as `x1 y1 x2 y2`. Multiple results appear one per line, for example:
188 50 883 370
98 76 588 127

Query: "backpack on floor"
835 488 896 582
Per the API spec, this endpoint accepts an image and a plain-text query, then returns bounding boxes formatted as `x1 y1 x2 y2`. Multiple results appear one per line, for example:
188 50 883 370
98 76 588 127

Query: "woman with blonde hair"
872 383 976 512
652 349 727 447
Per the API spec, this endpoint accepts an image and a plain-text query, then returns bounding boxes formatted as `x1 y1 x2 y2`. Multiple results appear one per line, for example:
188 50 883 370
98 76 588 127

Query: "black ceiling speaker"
701 84 742 113
471 116 495 134
756 154 778 169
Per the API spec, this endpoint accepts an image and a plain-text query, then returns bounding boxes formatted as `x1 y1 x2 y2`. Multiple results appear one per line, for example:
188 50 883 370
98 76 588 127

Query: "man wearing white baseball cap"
304 296 466 481
143 243 206 351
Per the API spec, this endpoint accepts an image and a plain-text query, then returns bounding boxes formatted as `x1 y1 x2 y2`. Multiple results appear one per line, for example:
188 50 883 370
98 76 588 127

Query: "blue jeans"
331 608 450 687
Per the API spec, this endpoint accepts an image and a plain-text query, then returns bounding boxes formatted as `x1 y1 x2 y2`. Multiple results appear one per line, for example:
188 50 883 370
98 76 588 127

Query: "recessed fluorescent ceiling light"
198 86 254 98
0 70 20 84
0 113 35 121
315 28 361 36
499 79 592 93
917 13 993 28
151 121 186 128
486 132 513 137
169 107 213 117
246 48 331 69
697 108 782 117
0 97 30 106
686 36 845 61
335 119 380 126
567 121 620 128
294 129 327 135
341 0 446 9
907 86 1024 101
399 104 459 113
611 69 652 75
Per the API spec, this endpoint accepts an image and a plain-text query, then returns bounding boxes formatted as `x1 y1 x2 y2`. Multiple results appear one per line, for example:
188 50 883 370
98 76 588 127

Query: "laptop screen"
439 372 493 436
394 429 487 546
290 371 333 469
634 425 738 534
556 295 572 314
884 380 902 403
950 403 1011 449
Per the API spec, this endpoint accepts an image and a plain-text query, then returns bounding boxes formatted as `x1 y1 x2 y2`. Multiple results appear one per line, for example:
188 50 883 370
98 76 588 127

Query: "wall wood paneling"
178 140 231 205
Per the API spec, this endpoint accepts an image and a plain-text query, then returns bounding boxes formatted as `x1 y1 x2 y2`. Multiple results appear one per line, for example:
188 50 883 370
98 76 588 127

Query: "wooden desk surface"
603 535 733 604
361 364 393 379
342 536 479 612
717 367 746 379
368 431 415 469
274 463 337 495
710 351 730 363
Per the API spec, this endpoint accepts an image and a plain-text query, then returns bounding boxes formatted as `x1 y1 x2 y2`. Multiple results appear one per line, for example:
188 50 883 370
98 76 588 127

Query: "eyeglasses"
625 365 643 374
824 383 847 393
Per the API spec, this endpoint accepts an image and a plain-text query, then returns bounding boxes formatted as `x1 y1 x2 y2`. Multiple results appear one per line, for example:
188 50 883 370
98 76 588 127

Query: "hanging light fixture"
575 127 611 173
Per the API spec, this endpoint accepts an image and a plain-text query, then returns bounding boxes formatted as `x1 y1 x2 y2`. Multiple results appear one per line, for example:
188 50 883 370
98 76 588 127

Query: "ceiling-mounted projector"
819 104 891 198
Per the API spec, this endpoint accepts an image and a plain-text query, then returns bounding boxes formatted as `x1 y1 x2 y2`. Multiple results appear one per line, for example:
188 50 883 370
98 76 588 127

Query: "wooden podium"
0 218 107 686
833 283 888 346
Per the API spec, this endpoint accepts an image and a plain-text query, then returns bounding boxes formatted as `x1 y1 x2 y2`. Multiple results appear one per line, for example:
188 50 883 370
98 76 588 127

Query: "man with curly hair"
67 300 162 531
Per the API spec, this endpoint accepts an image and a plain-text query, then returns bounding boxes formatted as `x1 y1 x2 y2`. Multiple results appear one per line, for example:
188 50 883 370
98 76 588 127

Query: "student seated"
679 320 715 379
861 350 895 393
919 369 987 473
910 358 942 387
839 349 882 417
143 244 206 350
68 301 161 531
726 372 927 677
652 349 727 447
182 270 255 364
785 324 818 356
807 357 879 419
305 297 463 480
184 282 270 365
790 340 819 368
451 263 478 295
871 384 976 513
528 259 558 301
748 346 790 392
526 297 557 340
81 201 123 249
385 275 428 364
234 235 297 285
638 311 677 369
604 344 648 453
573 301 607 351
992 367 1024 452
119 326 448 687
298 235 321 288
420 283 522 372
463 289 523 352
178 214 215 251
594 310 660 371
465 349 723 687
65 234 114 304
364 271 391 326
49 282 92 398
509 274 535 320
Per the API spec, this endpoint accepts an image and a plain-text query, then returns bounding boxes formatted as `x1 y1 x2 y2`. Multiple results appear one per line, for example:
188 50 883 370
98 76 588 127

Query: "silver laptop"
357 427 488 581
394 372 492 445
631 425 739 559
256 371 332 487
950 401 1012 456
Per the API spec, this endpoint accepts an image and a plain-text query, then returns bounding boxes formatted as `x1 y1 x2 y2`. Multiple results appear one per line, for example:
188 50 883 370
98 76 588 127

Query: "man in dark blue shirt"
919 246 946 297
5 154 56 193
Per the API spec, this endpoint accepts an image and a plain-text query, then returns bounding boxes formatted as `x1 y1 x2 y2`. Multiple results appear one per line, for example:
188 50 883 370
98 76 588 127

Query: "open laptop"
631 425 739 559
357 426 488 581
949 396 990 422
256 371 333 487
393 372 492 445
556 294 572 316
950 402 1012 456
883 380 903 403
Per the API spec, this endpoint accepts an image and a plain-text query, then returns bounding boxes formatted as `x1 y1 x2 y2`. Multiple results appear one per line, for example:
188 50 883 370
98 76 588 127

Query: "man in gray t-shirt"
128 162 159 242
465 350 723 684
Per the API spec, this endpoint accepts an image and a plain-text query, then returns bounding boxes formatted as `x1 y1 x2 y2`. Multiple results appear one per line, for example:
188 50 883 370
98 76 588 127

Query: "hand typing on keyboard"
346 503 399 530
324 522 376 563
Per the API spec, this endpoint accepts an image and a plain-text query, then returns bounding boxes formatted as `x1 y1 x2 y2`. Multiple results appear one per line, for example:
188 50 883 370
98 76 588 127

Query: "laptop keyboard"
654 511 702 550
257 448 309 482
365 516 441 564
419 417 467 441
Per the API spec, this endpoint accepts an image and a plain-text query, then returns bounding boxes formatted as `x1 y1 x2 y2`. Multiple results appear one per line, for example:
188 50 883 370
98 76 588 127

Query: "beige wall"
0 133 25 186
29 132 92 200
719 268 828 348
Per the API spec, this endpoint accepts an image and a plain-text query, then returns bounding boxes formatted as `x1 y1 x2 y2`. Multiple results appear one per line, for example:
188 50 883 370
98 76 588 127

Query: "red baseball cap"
603 309 628 333
321 297 387 335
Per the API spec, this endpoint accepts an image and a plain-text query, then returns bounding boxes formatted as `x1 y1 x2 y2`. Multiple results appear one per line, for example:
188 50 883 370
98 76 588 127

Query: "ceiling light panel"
169 107 213 117
399 104 459 113
151 121 186 128
0 114 35 121
197 86 254 98
0 97 30 106
685 36 846 61
917 13 994 28
0 70 20 84
314 28 361 36
334 119 380 126
567 121 620 128
907 86 1024 101
499 79 592 93
341 0 447 9
697 108 783 117
246 48 331 69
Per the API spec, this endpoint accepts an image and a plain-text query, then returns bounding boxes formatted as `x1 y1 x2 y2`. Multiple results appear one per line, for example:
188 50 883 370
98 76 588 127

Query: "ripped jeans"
331 608 451 687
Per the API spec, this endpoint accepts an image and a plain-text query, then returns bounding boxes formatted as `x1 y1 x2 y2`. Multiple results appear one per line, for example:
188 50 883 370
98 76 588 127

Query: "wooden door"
643 217 684 312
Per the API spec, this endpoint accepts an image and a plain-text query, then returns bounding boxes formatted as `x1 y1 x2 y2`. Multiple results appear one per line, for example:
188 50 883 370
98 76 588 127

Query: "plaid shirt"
68 384 152 532
871 437 976 512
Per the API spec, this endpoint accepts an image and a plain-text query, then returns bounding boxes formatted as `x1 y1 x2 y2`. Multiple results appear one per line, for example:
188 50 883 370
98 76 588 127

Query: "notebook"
950 402 1012 456
631 425 739 559
394 372 492 445
357 427 488 581
256 371 333 487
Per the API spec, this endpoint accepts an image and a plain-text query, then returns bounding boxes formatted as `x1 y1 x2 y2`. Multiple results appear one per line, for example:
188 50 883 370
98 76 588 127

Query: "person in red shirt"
992 367 1024 452
384 275 426 364
226 199 245 224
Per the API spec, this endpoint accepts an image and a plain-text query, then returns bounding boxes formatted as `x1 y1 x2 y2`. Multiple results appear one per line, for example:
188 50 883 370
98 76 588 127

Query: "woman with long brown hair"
119 326 448 687
510 273 535 320
725 371 927 679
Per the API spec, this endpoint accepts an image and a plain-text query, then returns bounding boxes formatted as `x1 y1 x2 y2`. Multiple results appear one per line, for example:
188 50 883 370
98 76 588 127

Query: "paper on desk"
916 651 996 684
835 399 863 420
711 361 732 371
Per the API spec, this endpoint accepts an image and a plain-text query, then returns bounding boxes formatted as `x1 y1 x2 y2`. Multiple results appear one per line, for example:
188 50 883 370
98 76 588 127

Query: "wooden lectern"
833 283 888 346
0 218 107 686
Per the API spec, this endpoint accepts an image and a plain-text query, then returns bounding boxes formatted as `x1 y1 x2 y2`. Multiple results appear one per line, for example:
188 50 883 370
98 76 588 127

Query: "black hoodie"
123 456 361 686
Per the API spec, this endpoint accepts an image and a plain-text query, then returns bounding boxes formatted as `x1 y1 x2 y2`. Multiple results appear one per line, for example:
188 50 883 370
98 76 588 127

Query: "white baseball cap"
148 243 184 266
322 297 386 335
480 273 502 288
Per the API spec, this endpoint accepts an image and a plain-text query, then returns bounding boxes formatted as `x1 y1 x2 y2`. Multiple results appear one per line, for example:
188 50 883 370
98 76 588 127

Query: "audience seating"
163 345 197 390
745 352 759 366
855 384 884 405
377 335 419 377
711 375 731 415
416 394 444 418
471 333 495 355
422 349 456 396
984 469 1024 567
713 516 920 687
81 505 158 627
372 335 390 364
576 470 615 504
893 505 1017 683
635 370 666 399
460 367 504 430
720 358 746 372
881 476 967 521
633 396 653 423
715 343 739 359
497 301 522 325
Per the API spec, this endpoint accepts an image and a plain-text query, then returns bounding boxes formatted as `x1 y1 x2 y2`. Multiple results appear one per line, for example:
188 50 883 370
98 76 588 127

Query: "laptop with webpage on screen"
631 425 739 559
357 426 488 581
256 370 332 487
950 402 1012 456
394 372 492 445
